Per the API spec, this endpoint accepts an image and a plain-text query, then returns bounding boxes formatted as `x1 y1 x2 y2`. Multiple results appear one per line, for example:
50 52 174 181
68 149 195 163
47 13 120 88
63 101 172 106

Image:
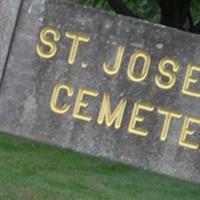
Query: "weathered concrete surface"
0 0 22 83
0 0 200 183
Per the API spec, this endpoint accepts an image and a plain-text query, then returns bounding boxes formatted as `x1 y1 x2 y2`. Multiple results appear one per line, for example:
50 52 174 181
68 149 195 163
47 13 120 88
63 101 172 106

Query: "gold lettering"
73 87 99 122
103 46 125 75
65 32 90 65
158 108 182 141
127 50 150 82
182 64 200 98
97 93 127 129
36 26 60 59
50 83 73 114
179 115 200 150
128 102 154 136
155 58 179 90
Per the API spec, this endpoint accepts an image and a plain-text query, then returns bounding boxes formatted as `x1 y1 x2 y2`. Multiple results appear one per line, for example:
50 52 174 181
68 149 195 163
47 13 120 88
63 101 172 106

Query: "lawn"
0 132 199 200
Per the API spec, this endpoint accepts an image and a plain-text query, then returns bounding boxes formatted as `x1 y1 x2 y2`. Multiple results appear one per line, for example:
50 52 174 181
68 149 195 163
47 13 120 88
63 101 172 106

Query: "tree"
159 0 192 30
107 0 200 34
107 0 137 17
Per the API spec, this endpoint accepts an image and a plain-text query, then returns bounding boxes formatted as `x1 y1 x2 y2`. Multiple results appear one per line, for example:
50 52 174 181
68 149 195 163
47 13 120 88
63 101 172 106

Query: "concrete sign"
0 0 200 183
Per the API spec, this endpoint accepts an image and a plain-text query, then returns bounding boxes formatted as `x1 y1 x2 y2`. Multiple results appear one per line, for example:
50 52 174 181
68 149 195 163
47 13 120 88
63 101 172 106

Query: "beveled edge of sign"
0 0 23 88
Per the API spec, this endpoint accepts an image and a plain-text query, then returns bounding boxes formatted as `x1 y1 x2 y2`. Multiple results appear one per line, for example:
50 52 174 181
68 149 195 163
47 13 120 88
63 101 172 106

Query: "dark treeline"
107 0 200 34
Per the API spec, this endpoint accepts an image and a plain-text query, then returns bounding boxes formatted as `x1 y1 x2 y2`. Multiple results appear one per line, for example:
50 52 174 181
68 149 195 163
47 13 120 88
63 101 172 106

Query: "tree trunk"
159 0 192 30
107 0 137 18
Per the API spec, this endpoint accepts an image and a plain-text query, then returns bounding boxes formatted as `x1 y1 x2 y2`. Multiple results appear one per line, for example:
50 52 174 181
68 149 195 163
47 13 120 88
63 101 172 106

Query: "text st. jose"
36 26 200 150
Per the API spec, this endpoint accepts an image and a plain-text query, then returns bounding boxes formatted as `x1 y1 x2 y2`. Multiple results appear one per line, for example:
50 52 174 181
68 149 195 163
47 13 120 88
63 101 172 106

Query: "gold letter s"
36 26 60 59
155 58 179 90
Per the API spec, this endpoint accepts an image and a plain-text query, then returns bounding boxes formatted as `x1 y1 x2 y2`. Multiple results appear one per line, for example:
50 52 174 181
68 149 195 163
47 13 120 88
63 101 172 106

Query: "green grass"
0 132 199 200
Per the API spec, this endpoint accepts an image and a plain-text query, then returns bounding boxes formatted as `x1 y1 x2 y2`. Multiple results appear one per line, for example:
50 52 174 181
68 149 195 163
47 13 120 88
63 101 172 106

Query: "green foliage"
123 0 160 22
69 0 200 24
69 0 111 10
1 132 200 200
192 0 200 24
